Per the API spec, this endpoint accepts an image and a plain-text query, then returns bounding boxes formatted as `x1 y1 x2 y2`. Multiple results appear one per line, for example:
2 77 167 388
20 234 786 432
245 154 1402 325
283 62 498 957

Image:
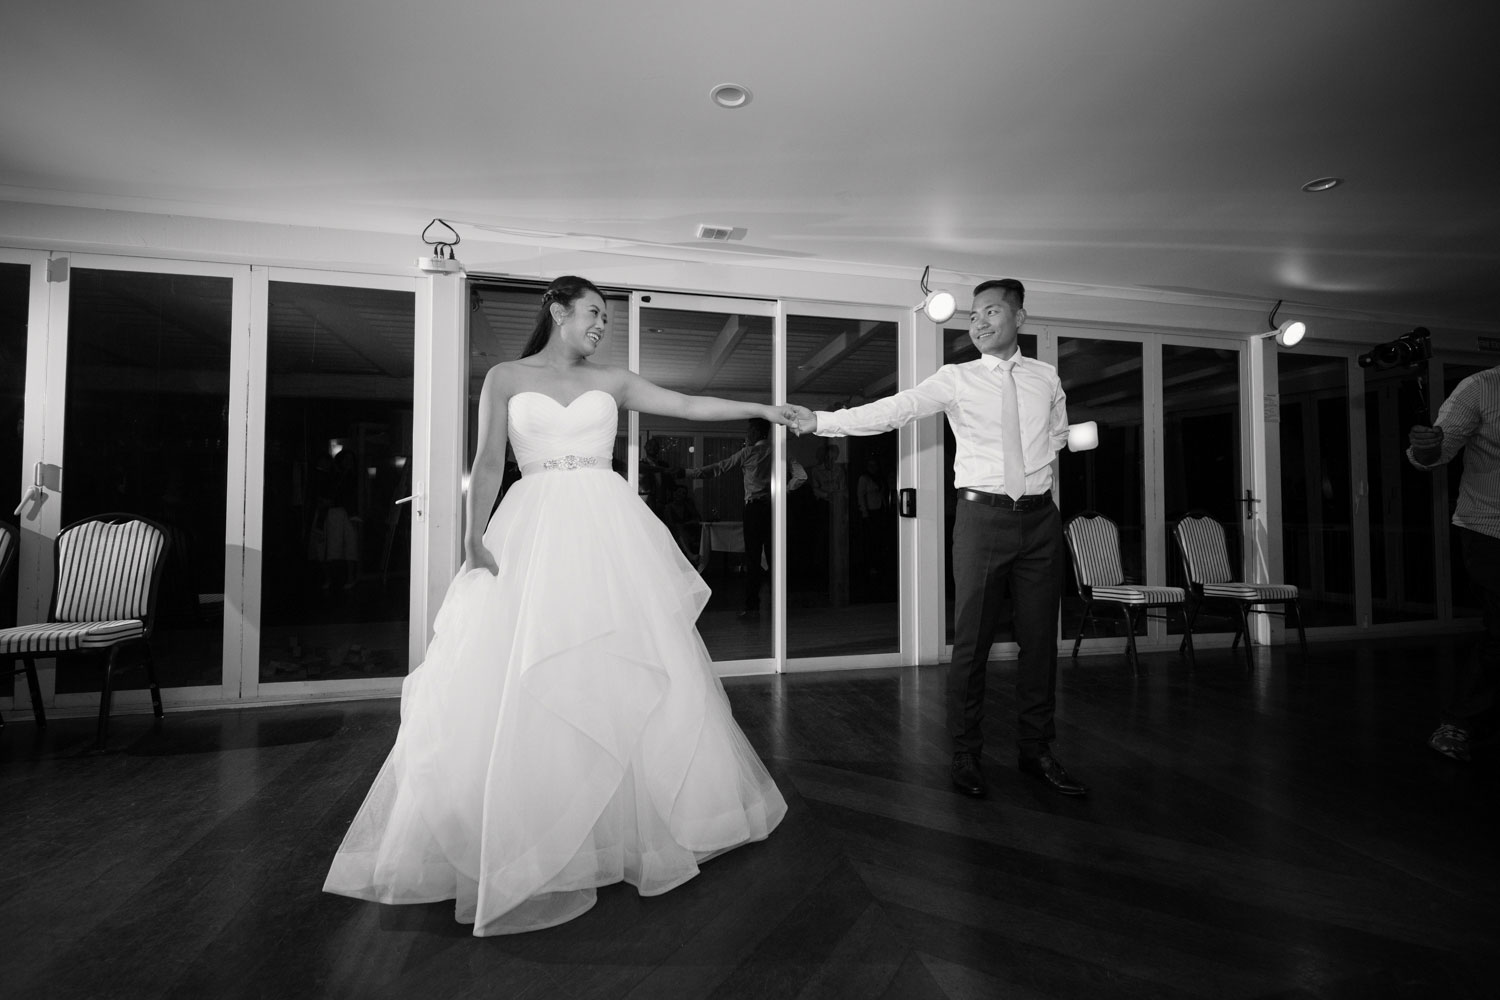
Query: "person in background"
810 443 848 580
686 418 807 619
1407 364 1500 762
855 455 893 589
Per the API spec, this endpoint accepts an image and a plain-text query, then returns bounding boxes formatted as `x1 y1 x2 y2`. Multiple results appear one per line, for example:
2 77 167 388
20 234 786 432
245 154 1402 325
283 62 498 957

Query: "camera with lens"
1358 327 1431 370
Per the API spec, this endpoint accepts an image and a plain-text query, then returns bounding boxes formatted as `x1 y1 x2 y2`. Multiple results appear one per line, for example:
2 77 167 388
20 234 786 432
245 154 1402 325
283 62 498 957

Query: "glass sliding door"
50 263 237 697
1057 335 1145 644
635 293 778 670
1363 365 1437 623
784 308 901 660
1162 342 1244 637
0 260 29 633
257 278 417 685
1277 354 1356 626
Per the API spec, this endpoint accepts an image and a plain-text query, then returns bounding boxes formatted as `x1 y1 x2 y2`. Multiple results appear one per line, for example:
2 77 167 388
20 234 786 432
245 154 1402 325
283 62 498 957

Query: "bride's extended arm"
464 368 509 575
620 371 798 427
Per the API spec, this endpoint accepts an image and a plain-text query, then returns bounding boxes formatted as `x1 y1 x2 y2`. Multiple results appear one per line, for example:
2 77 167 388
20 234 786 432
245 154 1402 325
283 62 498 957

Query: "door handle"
13 484 42 516
1240 490 1258 520
14 461 61 517
394 481 425 518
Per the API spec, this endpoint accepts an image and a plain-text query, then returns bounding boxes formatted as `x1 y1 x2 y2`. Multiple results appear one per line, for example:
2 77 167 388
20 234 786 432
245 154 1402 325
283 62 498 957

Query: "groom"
789 278 1087 798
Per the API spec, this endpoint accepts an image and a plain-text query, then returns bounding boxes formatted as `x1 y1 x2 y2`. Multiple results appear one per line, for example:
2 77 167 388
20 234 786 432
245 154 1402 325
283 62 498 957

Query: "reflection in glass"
1443 364 1489 620
1058 338 1145 640
941 328 1035 645
785 315 900 658
1364 366 1437 622
0 263 26 630
1278 354 1355 626
639 307 774 662
259 282 415 682
1163 345 1242 635
58 269 232 692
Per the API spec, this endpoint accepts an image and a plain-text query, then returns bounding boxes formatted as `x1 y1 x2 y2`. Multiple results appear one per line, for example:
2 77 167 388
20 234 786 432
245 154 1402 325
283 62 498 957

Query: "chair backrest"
1173 514 1235 585
51 515 168 625
0 520 16 585
1063 512 1124 589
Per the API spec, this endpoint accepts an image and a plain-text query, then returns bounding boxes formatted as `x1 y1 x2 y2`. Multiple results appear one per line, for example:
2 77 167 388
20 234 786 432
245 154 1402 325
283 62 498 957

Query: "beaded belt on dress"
520 455 612 476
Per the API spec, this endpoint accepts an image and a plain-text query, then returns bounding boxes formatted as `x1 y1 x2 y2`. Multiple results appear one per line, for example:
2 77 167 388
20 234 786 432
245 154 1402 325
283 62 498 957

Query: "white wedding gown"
323 389 786 935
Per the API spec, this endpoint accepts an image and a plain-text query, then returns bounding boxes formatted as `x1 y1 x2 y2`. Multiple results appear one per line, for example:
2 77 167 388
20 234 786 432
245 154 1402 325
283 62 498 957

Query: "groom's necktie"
1000 362 1026 501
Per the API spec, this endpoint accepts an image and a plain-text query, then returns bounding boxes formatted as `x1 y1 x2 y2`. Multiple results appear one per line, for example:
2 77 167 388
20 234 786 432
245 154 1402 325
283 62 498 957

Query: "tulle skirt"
322 466 785 935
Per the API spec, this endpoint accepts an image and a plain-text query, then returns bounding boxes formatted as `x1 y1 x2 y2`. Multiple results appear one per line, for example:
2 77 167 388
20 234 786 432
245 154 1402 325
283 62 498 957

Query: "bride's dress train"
323 389 786 935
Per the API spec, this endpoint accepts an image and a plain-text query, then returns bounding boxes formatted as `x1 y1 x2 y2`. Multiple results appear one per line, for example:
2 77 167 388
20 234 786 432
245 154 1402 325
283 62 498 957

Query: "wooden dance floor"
2 636 1496 999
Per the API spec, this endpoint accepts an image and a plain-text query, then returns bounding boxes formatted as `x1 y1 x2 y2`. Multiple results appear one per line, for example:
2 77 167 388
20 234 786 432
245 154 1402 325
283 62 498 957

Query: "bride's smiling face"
552 291 609 356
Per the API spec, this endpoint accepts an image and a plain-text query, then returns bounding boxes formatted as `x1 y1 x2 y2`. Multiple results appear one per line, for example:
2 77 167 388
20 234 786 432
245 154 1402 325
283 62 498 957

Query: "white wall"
2 198 1439 346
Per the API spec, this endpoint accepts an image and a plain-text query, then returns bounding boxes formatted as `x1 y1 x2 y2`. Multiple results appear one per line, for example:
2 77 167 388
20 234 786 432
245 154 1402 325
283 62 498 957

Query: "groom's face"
968 288 1024 359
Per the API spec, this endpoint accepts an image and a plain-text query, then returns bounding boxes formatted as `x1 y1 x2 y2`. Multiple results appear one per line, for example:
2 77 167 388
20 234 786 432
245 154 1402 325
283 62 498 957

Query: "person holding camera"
1407 364 1500 762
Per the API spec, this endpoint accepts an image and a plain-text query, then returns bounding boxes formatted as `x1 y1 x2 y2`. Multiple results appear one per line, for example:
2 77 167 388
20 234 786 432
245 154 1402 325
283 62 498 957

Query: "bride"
323 275 790 935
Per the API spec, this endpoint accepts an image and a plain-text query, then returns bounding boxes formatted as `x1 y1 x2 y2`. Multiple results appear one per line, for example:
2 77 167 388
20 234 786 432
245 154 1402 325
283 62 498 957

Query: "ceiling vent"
696 224 747 242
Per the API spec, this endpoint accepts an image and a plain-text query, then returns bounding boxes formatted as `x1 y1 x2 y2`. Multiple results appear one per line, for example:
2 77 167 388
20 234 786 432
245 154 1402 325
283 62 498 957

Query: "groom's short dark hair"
972 278 1025 310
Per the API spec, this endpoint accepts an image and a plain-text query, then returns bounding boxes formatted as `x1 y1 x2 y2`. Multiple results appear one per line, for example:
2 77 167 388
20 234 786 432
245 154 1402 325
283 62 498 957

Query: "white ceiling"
3 0 1497 331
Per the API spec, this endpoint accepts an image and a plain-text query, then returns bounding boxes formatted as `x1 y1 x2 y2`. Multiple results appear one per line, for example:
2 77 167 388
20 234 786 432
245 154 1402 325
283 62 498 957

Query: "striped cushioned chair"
0 514 169 749
1172 511 1306 656
0 520 47 730
1063 511 1190 670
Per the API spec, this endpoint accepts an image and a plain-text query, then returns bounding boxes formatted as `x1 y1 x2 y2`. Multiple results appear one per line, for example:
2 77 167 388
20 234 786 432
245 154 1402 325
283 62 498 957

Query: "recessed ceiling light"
1301 176 1343 193
710 83 752 109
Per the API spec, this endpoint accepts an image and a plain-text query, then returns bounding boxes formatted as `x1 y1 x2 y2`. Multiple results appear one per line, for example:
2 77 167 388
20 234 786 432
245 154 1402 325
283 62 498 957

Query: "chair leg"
1235 603 1254 656
1073 599 1092 660
1179 594 1201 656
1119 605 1139 671
1290 599 1308 655
143 645 164 719
96 649 121 751
1179 605 1196 665
24 656 46 728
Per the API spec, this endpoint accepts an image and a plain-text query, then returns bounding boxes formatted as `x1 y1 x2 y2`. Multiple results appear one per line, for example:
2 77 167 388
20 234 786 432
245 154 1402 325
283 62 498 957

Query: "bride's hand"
770 404 809 434
465 540 499 576
783 405 816 436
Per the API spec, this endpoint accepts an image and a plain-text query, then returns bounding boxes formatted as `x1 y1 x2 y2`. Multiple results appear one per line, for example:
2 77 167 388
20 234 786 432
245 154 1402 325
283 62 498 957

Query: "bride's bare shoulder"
483 359 543 392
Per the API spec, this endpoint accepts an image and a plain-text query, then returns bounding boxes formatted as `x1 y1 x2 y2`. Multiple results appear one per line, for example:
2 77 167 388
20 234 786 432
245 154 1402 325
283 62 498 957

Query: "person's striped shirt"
1407 365 1500 540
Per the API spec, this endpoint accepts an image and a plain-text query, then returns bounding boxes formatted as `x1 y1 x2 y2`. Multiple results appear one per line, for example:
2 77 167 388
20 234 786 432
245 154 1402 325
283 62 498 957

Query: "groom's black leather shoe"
1019 753 1089 796
951 752 987 797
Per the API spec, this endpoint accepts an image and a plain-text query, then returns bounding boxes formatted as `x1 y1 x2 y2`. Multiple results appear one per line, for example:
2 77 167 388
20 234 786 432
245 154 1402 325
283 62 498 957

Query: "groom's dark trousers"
947 492 1064 760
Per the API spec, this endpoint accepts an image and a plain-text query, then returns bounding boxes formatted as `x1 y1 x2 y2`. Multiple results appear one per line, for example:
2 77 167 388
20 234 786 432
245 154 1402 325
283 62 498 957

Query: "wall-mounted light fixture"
1260 300 1307 347
917 265 956 323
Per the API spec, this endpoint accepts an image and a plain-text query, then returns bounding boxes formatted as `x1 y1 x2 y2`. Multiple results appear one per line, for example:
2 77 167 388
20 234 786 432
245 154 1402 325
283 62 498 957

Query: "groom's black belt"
958 488 1052 511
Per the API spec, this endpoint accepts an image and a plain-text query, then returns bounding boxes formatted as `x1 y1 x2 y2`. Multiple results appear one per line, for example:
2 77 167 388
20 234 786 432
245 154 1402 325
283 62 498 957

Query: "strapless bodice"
507 389 618 470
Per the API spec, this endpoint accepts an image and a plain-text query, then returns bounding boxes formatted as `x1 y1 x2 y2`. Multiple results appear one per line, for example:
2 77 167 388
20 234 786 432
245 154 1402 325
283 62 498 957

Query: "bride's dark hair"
519 275 606 359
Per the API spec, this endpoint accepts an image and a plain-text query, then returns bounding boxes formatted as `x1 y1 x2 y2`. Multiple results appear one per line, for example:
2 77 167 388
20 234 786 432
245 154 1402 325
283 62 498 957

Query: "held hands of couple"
768 405 816 435
782 405 817 436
